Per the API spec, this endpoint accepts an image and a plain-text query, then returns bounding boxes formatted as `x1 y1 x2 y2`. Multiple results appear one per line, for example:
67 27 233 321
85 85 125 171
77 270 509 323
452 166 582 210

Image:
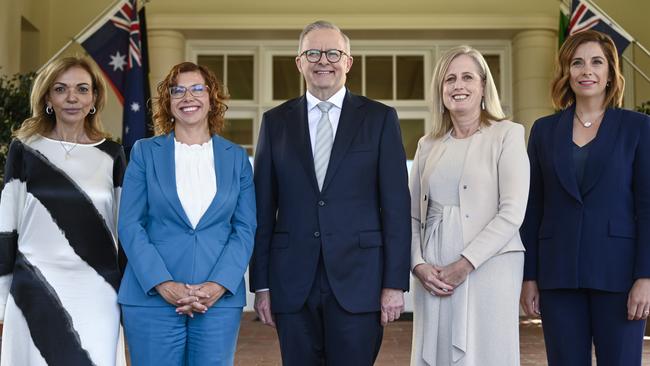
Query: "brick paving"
235 312 650 366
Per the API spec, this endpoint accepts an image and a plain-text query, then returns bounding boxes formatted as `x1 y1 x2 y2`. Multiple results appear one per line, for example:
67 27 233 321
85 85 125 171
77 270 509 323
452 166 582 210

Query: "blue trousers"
540 289 645 366
122 305 242 366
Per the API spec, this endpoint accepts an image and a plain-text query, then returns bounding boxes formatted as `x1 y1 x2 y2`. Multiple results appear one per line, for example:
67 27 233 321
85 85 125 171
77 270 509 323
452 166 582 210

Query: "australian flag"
78 0 149 152
568 0 633 54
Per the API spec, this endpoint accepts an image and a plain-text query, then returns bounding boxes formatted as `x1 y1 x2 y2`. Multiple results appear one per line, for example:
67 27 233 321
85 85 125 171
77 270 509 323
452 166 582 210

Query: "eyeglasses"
169 84 209 99
299 49 349 63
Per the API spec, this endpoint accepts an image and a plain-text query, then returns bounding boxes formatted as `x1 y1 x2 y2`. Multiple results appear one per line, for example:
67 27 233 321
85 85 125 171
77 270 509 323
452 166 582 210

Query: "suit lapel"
321 91 365 191
196 134 233 228
152 133 193 227
286 96 320 193
553 106 582 203
581 108 621 195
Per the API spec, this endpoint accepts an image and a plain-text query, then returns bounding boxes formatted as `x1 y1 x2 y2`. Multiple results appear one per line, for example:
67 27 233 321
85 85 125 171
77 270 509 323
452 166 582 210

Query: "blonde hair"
551 29 624 109
14 56 108 141
430 45 505 138
152 62 229 136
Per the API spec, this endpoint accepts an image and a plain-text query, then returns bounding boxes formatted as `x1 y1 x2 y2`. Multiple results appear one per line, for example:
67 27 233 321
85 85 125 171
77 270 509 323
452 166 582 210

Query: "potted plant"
0 71 34 182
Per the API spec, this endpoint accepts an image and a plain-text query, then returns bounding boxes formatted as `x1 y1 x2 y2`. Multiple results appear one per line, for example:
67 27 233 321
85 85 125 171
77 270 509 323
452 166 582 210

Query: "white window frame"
186 39 513 155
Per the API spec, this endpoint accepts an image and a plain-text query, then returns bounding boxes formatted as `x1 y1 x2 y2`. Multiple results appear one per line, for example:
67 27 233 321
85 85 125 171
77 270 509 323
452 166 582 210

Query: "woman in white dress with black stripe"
0 56 126 366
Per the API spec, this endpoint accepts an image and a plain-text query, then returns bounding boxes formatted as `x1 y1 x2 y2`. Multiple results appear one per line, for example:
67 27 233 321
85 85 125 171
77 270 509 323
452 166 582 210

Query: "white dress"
411 134 523 366
0 136 127 366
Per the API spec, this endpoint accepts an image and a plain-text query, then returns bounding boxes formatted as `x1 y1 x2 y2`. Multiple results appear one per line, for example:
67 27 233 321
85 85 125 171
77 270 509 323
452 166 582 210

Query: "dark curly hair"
152 62 229 136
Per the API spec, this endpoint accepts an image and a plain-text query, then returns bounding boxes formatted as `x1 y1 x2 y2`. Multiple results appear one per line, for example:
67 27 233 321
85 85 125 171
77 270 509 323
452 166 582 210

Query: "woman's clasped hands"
413 257 474 297
155 281 227 317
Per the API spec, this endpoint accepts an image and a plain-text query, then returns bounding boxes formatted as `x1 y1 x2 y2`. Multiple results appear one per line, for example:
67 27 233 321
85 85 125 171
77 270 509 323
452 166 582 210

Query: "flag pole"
622 55 650 84
37 0 124 73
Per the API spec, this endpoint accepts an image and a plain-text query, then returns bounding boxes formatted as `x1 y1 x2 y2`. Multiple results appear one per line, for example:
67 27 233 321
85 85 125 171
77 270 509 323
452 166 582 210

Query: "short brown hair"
551 30 624 110
152 62 229 136
15 56 109 141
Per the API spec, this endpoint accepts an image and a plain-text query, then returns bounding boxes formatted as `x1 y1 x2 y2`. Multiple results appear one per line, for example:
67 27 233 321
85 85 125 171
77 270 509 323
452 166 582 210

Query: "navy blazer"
118 133 256 307
521 106 650 292
249 91 411 314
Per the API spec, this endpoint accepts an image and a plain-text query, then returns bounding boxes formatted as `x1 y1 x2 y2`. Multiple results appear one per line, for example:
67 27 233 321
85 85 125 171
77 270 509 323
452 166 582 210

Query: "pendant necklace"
575 111 604 128
56 131 80 159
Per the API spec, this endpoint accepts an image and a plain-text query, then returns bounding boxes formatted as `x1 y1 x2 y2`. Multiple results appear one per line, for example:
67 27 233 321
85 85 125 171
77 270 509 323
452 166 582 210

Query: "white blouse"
175 138 217 228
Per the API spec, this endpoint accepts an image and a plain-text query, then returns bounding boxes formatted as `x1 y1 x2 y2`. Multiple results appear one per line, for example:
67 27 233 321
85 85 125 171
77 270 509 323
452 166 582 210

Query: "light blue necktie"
314 102 334 191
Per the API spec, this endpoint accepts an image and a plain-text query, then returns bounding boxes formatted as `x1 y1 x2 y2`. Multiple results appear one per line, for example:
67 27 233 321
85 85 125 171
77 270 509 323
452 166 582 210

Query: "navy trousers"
274 255 383 366
540 289 645 366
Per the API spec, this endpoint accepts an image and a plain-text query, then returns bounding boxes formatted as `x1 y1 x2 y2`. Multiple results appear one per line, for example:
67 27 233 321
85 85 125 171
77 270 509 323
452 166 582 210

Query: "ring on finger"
644 310 649 316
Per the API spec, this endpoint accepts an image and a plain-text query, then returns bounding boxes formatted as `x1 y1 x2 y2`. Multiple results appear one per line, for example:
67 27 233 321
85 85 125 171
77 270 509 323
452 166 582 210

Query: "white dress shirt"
175 138 217 228
306 86 347 155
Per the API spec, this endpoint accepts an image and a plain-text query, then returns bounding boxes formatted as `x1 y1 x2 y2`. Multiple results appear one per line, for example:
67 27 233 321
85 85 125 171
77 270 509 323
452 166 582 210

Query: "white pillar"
0 0 21 75
512 30 556 136
147 30 185 93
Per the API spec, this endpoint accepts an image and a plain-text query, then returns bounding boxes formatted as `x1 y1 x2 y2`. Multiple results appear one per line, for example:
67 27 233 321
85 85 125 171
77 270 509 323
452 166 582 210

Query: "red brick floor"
235 313 650 366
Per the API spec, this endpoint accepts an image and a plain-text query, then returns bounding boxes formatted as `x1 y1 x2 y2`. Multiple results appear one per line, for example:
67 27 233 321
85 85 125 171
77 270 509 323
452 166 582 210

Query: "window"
197 54 254 100
189 40 511 159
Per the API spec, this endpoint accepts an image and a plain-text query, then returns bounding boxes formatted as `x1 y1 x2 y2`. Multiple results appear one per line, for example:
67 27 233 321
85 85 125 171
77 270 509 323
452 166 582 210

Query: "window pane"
198 55 224 82
227 55 254 100
366 56 393 100
400 119 425 160
273 56 301 100
346 59 362 95
396 56 424 100
222 118 253 155
484 55 501 96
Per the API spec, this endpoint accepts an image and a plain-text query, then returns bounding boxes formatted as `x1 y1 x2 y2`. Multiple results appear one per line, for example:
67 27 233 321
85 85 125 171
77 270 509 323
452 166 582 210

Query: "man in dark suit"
249 20 411 365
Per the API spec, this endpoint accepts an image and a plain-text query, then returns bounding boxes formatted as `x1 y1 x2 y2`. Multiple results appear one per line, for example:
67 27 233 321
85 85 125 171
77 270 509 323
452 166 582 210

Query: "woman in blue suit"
520 30 650 365
118 62 256 366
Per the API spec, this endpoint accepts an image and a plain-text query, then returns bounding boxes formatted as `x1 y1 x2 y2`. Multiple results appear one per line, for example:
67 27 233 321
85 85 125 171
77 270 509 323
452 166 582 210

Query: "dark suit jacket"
249 90 411 314
521 106 650 292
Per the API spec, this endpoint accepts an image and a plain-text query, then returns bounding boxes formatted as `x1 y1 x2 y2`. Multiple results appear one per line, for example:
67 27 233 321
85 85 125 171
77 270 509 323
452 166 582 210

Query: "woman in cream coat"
409 45 529 366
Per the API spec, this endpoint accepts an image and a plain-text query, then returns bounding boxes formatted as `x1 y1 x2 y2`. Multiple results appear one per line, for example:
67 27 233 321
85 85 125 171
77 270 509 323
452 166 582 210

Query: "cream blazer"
410 120 530 270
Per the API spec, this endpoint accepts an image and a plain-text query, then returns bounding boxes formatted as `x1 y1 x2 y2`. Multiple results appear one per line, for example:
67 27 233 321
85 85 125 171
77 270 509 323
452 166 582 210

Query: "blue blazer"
249 91 411 314
117 133 256 307
521 106 650 292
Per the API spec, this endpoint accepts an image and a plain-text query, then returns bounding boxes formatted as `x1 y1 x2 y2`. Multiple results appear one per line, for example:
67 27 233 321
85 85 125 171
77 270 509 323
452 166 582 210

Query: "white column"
147 30 185 93
512 30 556 136
0 0 21 75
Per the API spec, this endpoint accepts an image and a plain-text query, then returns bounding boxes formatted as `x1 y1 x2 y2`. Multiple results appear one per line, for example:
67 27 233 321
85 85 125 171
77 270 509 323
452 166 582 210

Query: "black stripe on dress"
95 140 126 188
22 144 121 291
0 230 17 275
11 252 96 366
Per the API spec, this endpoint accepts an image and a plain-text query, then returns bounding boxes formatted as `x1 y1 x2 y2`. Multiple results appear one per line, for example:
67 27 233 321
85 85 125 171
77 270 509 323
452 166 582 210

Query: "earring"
481 97 486 111
171 117 175 123
89 106 97 115
606 81 611 87
45 105 53 115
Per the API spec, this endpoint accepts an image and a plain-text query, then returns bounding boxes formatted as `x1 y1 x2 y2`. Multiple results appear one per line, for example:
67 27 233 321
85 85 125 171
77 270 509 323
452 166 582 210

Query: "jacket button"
421 223 425 229
318 200 326 207
463 185 468 189
188 229 195 234
465 214 469 219
314 231 321 238
423 195 427 201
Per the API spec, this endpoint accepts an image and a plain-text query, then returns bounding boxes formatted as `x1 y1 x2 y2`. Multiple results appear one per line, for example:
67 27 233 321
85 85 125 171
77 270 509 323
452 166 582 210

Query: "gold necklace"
575 111 604 128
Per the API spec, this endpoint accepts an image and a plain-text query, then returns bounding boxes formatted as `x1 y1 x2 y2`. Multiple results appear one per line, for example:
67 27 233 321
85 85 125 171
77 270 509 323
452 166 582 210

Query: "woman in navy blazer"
520 30 650 365
118 62 256 365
